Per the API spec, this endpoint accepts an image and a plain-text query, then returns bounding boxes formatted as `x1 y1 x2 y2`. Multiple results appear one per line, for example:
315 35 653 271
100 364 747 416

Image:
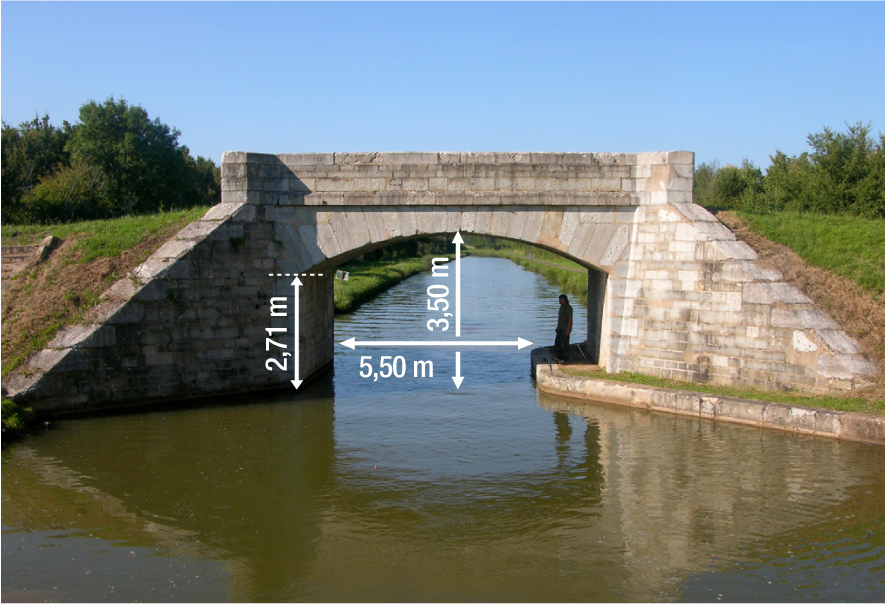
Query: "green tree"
1 115 72 223
693 160 720 208
2 98 221 224
67 97 194 216
710 160 764 210
802 122 883 217
18 161 106 223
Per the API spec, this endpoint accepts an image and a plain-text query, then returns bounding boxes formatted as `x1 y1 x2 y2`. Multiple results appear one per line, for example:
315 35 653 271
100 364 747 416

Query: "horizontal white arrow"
340 337 532 350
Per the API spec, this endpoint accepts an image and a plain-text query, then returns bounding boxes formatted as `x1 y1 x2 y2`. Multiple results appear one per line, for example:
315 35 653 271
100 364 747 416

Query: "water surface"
3 257 883 602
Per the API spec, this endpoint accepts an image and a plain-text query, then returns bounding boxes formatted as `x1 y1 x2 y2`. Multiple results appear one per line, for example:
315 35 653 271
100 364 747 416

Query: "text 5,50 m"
360 356 434 382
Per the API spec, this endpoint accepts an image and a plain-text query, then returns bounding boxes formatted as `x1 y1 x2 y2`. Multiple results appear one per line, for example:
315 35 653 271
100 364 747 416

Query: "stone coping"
531 348 885 446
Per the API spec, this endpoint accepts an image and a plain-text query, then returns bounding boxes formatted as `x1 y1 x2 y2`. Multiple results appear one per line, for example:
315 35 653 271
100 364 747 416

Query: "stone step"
1 236 61 279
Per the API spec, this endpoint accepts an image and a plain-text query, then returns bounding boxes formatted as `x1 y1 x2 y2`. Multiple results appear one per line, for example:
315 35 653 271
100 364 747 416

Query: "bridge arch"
5 151 876 413
270 205 615 366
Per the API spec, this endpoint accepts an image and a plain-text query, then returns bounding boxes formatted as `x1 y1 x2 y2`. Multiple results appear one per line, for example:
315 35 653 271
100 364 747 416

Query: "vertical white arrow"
291 277 303 389
453 231 463 338
452 351 463 389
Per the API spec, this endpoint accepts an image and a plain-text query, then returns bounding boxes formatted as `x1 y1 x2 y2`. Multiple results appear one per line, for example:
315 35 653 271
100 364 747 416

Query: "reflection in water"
3 258 884 602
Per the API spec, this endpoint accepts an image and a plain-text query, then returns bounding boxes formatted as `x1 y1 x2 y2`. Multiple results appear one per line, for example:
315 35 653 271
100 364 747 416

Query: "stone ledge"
531 348 884 446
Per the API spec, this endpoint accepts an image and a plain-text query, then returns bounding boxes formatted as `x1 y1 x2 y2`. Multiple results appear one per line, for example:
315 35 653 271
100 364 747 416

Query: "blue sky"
2 2 883 169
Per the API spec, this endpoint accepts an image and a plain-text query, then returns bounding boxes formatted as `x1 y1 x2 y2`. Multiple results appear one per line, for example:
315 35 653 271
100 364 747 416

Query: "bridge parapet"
221 151 693 207
5 149 877 417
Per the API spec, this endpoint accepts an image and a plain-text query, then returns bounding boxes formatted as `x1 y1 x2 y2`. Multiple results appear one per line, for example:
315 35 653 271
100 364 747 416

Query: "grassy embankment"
333 255 447 313
1 208 209 439
471 216 885 415
736 211 885 300
467 241 589 304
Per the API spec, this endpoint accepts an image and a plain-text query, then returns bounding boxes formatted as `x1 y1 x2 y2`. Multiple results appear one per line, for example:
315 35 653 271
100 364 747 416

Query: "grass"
1 207 210 263
334 256 441 313
737 211 885 298
560 366 885 416
468 247 589 303
2 208 209 379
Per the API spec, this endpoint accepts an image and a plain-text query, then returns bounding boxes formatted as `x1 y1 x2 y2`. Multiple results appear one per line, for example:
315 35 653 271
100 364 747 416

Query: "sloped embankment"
1 211 207 378
717 211 884 403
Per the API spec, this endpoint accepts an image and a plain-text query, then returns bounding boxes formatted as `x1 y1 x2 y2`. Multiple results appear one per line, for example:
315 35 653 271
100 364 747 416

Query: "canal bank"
5 256 884 602
532 347 885 446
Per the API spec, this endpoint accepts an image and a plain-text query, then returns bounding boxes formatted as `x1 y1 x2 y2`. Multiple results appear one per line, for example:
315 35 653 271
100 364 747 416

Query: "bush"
1 98 220 225
695 123 885 218
2 396 34 441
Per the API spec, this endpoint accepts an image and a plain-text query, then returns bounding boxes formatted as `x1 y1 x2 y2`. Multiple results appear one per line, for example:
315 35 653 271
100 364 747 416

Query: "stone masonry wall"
4 150 876 415
221 151 691 208
4 202 335 414
611 202 877 391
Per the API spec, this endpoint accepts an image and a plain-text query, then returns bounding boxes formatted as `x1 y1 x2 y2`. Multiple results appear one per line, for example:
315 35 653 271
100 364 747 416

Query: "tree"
710 160 764 210
2 98 222 224
1 116 72 223
694 123 884 218
803 122 883 217
66 97 193 216
693 160 720 208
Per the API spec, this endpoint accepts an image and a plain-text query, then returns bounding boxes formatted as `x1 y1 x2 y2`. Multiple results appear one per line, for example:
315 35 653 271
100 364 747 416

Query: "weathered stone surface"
4 150 876 417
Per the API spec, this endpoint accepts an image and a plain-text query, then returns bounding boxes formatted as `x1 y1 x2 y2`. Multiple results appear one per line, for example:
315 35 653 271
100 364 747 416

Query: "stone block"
599 225 631 267
334 152 384 165
816 355 852 379
279 153 334 166
105 278 142 301
693 220 736 241
716 397 766 425
415 209 435 235
153 238 197 261
816 329 861 355
707 239 758 261
399 210 419 237
384 152 439 165
839 413 885 445
382 211 403 239
667 177 693 192
676 203 718 223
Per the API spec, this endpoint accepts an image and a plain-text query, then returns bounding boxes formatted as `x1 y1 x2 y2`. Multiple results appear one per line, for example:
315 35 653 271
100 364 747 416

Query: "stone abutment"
3 151 876 414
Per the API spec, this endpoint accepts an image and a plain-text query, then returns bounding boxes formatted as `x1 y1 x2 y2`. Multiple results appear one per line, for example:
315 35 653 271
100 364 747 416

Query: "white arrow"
452 351 463 389
452 232 463 337
339 337 532 350
291 277 303 389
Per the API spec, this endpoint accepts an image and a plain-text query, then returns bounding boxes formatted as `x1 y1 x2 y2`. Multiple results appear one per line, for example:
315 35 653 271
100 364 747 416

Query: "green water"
3 258 884 601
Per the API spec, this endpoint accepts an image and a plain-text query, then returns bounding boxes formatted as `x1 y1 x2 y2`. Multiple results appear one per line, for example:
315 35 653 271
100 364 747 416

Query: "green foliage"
2 396 34 441
352 236 452 263
1 115 73 223
738 211 885 298
332 237 459 313
1 97 220 225
16 161 106 223
692 160 719 208
466 236 589 303
696 122 884 218
334 256 433 313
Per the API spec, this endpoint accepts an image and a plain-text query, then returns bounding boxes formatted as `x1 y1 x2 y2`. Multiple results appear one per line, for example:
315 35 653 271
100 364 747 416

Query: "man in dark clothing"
554 294 572 363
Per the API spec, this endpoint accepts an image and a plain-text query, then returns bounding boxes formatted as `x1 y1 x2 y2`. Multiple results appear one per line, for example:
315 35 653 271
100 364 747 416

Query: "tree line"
694 122 884 219
2 97 220 225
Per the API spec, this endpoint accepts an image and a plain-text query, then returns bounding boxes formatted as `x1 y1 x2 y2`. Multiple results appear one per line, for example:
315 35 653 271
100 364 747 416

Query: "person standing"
554 294 572 363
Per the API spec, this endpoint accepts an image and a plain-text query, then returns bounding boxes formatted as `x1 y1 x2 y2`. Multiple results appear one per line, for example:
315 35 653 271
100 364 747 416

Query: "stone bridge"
4 152 876 413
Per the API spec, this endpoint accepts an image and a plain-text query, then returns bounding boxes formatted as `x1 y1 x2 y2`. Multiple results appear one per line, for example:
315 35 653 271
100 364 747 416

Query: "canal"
3 257 884 602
